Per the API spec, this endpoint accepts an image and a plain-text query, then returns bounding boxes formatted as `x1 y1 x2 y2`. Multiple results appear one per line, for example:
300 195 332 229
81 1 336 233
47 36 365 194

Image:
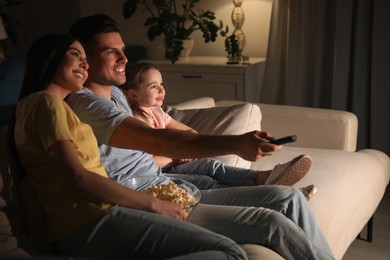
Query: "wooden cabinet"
144 56 266 104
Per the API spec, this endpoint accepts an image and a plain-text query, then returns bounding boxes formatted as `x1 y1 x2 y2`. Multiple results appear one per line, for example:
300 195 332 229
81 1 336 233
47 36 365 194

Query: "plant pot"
164 38 194 63
179 38 194 57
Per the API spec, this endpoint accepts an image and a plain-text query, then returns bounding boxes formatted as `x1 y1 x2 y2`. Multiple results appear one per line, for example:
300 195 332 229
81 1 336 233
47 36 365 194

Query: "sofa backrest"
166 102 262 169
216 100 358 152
0 126 31 257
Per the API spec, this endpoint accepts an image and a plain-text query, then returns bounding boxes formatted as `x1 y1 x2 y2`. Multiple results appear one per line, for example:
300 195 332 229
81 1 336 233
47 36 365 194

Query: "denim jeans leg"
57 206 247 260
165 173 228 189
165 158 259 187
195 185 335 260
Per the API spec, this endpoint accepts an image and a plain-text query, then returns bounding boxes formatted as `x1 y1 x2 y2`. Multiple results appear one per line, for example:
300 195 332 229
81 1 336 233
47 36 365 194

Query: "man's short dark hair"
69 14 119 46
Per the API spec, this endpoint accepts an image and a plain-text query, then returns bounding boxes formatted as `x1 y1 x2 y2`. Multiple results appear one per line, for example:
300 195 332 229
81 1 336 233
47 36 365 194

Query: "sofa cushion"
249 146 390 259
0 126 32 257
165 103 262 168
0 177 30 258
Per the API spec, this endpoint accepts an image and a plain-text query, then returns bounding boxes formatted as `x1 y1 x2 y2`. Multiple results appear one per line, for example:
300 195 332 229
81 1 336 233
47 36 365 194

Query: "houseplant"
0 0 27 46
0 0 27 60
123 0 238 63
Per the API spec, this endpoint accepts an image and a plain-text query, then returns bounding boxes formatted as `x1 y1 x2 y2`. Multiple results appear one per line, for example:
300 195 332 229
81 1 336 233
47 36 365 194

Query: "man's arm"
109 116 281 162
66 89 280 161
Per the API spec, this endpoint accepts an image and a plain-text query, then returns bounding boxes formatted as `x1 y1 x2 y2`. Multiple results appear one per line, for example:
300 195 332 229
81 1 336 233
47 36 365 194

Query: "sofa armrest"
216 100 358 152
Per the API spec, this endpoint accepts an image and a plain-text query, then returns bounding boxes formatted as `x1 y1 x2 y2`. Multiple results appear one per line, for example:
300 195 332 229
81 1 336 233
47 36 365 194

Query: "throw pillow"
165 103 262 168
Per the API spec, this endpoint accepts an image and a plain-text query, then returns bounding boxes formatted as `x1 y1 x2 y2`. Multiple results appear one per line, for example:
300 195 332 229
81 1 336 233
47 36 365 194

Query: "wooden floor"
343 186 390 260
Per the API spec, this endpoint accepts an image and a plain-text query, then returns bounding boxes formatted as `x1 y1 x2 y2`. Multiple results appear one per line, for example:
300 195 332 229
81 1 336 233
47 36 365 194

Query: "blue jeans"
57 186 334 260
57 206 246 260
192 185 334 260
164 158 259 187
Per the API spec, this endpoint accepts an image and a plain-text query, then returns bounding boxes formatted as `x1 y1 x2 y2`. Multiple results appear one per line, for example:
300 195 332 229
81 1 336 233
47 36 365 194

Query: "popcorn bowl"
121 176 202 212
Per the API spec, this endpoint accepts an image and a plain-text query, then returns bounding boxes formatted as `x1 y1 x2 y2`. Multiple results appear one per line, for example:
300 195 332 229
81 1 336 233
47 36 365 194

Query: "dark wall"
0 0 80 125
6 0 80 57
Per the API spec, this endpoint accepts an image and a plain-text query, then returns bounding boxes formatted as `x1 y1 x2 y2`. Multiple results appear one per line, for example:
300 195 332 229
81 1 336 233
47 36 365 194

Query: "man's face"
86 32 128 87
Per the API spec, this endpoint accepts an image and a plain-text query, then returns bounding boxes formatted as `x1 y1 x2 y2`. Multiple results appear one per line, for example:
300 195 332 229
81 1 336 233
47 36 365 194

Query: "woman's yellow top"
15 92 112 241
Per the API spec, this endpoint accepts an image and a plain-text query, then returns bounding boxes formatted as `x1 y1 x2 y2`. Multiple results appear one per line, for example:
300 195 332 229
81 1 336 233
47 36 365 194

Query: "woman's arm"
48 140 188 220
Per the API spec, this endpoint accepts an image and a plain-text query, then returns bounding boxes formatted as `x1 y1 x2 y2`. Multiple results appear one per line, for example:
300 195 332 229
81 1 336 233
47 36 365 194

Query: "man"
66 14 335 259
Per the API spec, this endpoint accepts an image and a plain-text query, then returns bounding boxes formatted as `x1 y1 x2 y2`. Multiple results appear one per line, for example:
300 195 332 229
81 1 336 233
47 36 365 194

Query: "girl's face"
51 41 89 93
128 68 165 108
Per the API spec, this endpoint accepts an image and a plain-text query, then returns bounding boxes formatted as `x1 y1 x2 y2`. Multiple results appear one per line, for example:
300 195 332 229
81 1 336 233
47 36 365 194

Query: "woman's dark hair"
19 34 78 100
69 13 119 53
7 33 78 163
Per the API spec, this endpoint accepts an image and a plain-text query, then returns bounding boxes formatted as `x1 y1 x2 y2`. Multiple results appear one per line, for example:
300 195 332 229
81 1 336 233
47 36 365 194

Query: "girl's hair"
19 34 78 100
7 33 78 164
121 62 158 91
120 62 159 125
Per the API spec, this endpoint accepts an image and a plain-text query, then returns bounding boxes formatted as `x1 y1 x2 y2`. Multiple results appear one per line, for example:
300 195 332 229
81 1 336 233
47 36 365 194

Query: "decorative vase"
164 38 194 62
179 38 194 57
231 0 246 57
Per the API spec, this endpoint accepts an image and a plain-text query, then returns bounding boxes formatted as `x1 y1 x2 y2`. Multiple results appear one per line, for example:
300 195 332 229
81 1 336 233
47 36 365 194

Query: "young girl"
8 34 249 259
121 62 317 198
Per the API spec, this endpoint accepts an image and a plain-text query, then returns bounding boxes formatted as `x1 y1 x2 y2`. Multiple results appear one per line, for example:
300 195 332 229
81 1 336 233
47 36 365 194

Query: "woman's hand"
151 198 188 221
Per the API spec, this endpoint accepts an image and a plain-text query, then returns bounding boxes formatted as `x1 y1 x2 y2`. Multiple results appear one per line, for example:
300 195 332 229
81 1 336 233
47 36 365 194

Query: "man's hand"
236 131 282 161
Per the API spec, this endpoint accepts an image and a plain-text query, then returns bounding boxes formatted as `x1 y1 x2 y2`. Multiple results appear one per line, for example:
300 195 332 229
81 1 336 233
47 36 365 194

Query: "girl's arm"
152 155 175 168
166 118 198 133
48 140 188 220
152 118 198 168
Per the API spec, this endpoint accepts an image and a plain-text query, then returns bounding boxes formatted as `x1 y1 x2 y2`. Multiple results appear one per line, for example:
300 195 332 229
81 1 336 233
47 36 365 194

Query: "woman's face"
51 41 89 93
128 68 166 108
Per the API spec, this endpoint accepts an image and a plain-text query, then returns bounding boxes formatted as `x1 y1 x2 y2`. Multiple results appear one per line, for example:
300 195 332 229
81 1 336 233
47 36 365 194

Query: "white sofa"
1 97 389 259
167 97 390 260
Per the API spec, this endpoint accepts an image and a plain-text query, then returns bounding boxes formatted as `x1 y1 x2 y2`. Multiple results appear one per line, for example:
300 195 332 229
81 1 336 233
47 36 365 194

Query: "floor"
342 186 390 260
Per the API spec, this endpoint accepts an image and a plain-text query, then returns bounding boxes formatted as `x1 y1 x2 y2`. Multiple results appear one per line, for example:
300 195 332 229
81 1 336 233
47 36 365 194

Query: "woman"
8 34 246 259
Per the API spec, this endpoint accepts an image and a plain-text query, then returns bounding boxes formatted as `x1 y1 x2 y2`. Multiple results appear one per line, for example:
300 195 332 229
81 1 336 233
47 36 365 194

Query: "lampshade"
0 16 7 40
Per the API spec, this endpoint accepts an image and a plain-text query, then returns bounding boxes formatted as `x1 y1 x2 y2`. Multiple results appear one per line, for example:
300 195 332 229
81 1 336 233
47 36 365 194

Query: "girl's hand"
172 158 196 165
179 158 196 164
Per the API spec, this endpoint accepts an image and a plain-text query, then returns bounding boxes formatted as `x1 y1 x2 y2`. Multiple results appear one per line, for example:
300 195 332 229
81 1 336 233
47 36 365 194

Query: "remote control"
270 135 297 145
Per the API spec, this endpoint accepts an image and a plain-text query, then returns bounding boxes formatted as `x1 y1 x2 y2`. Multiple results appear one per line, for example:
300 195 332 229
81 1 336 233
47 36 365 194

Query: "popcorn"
141 181 197 210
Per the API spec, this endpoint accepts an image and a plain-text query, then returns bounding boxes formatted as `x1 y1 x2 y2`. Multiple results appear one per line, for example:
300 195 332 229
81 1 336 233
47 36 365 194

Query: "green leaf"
122 0 235 61
122 0 139 19
145 17 158 26
147 25 160 41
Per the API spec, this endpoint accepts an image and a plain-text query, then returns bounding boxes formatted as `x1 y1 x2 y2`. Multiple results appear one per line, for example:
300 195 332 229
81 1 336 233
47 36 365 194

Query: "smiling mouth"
73 71 84 79
113 67 125 73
